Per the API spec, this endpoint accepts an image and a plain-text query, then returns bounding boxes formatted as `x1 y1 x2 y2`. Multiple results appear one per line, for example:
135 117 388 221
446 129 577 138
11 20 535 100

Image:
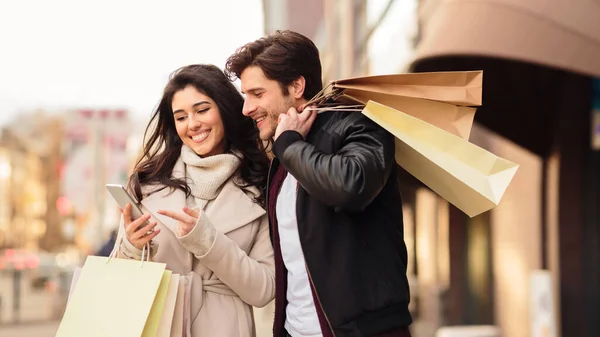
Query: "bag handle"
107 223 151 265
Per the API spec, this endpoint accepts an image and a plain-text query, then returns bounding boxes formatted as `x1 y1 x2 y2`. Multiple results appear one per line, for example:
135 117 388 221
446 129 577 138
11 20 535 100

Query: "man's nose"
242 100 256 117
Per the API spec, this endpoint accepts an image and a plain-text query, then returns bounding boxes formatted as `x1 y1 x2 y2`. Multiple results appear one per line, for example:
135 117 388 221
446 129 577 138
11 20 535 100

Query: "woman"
116 64 274 336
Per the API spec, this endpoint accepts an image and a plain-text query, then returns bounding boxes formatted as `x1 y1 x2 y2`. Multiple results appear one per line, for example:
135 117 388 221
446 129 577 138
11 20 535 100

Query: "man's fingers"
298 106 315 122
306 107 318 125
287 107 299 118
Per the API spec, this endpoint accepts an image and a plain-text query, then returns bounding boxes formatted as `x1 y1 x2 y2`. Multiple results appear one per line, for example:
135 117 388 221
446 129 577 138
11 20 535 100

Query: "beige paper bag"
142 270 172 337
56 256 167 337
342 89 476 139
67 267 81 302
156 273 180 337
362 101 518 217
333 70 483 106
170 278 186 337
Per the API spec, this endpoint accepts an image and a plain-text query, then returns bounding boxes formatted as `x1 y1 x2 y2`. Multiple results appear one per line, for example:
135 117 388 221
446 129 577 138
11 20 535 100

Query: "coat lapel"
140 187 186 234
204 181 266 234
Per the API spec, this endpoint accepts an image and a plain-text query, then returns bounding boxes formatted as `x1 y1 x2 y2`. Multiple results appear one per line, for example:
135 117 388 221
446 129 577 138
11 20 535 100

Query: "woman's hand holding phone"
121 203 160 250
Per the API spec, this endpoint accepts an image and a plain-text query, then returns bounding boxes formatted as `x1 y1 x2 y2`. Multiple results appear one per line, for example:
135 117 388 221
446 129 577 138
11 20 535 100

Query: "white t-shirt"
276 173 323 337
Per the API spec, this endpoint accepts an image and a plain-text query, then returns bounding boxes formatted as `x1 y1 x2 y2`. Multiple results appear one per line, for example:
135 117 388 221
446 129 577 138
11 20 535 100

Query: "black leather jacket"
270 109 412 336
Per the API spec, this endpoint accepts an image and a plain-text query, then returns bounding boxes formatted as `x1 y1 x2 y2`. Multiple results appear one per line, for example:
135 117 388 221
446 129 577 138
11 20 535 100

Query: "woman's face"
172 85 226 157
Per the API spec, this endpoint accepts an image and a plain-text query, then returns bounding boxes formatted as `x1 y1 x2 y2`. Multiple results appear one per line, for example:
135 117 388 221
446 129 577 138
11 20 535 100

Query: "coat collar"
140 180 265 235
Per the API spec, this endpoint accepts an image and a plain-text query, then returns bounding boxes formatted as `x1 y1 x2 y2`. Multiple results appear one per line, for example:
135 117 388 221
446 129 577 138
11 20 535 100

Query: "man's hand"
274 106 317 141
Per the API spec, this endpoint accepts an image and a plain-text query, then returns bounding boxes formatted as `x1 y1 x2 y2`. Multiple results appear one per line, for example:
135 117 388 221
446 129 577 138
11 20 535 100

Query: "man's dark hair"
225 30 323 100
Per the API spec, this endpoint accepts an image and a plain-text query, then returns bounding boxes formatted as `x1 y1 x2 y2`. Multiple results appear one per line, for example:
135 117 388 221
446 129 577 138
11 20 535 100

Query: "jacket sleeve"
178 213 275 308
272 112 395 212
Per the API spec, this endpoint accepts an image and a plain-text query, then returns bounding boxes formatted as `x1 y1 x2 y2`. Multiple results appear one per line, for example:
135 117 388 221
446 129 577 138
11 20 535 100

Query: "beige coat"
119 178 275 337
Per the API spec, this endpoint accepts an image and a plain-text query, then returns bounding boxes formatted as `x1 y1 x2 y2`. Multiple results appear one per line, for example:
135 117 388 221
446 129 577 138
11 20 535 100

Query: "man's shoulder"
317 107 380 134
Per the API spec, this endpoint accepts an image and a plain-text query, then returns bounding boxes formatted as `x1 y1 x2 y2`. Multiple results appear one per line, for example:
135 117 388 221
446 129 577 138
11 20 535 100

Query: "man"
226 30 412 337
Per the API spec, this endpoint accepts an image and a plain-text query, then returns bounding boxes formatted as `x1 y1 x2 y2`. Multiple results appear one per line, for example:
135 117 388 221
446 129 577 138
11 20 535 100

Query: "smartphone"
106 184 145 220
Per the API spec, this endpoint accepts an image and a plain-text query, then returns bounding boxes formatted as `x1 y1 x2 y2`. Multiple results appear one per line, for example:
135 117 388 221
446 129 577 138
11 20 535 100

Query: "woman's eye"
197 108 209 114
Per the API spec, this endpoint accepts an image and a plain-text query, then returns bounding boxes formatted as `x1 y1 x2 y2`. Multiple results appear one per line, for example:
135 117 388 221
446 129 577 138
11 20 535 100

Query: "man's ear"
288 76 306 100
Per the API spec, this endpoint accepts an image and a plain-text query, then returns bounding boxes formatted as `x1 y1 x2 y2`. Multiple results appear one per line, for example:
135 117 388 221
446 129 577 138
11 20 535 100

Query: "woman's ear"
288 76 306 100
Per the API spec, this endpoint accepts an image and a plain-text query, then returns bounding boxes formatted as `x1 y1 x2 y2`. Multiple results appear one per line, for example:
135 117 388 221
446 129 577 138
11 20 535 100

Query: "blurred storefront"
409 1 600 337
0 128 49 251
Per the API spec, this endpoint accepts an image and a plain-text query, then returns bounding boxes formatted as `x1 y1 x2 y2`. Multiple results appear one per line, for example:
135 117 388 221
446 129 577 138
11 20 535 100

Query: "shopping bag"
333 70 483 106
170 278 186 337
341 89 476 139
56 254 167 337
362 101 518 217
142 269 172 337
66 267 81 301
156 273 181 337
308 70 483 139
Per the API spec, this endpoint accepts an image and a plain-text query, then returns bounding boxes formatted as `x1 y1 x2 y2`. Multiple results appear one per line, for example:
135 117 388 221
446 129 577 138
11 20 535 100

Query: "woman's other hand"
157 206 200 237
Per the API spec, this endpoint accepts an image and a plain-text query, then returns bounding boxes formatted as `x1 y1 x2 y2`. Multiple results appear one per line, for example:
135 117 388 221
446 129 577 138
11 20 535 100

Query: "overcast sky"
0 0 264 126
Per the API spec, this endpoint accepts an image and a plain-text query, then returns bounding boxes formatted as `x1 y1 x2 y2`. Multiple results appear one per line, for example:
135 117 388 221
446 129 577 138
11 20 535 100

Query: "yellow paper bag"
56 256 167 337
333 71 483 106
362 101 518 217
342 89 476 139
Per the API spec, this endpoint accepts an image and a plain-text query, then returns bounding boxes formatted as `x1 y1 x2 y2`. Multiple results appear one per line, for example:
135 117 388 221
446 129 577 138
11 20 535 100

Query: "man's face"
240 66 295 141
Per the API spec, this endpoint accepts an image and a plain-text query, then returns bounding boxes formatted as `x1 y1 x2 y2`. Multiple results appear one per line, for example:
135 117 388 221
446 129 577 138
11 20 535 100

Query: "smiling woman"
113 64 274 337
128 64 269 205
172 86 226 158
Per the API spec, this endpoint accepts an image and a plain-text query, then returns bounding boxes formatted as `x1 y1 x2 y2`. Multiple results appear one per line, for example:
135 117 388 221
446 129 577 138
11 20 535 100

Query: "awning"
411 0 600 77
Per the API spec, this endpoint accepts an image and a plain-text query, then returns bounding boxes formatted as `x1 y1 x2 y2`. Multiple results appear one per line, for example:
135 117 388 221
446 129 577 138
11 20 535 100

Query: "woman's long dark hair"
127 64 269 206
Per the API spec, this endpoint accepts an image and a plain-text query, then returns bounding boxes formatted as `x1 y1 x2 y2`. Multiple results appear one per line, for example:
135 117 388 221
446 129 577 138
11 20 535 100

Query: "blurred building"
60 108 132 253
0 114 64 252
262 0 369 83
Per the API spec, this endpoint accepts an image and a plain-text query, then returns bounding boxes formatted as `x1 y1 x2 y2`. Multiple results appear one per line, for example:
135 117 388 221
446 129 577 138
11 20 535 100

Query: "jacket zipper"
296 182 335 336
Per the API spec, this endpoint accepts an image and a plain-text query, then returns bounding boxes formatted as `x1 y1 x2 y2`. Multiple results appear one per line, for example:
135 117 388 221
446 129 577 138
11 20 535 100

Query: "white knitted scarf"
178 145 241 206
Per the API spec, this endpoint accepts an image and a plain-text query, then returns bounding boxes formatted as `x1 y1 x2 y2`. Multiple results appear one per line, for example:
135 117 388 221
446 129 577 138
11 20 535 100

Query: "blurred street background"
1 0 600 336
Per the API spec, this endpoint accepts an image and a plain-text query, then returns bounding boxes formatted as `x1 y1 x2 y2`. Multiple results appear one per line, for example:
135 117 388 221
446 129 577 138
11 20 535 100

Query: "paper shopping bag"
342 89 476 139
333 70 483 106
362 101 518 217
142 270 172 337
156 273 180 337
67 267 81 302
170 276 186 337
56 255 167 337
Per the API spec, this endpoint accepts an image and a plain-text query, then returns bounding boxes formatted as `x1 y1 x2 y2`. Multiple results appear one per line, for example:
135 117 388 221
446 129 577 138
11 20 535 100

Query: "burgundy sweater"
268 165 411 337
